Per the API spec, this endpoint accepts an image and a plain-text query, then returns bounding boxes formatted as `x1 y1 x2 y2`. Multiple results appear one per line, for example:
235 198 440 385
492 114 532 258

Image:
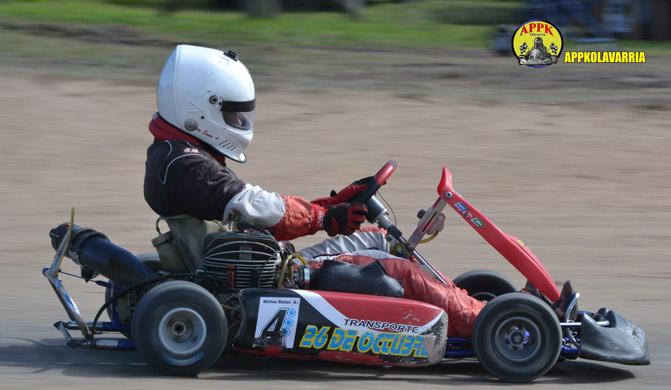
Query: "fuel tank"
235 288 448 367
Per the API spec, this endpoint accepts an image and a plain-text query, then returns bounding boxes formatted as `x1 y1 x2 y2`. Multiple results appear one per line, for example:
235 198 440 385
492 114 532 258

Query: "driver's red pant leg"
332 255 485 338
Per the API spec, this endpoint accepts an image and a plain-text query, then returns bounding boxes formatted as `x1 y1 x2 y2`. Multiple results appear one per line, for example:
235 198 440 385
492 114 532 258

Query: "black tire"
453 269 516 301
472 292 561 382
131 280 228 376
105 253 163 337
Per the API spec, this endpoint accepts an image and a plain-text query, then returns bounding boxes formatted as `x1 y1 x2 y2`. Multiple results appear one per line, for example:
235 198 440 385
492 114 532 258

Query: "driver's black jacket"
144 139 245 221
143 113 325 241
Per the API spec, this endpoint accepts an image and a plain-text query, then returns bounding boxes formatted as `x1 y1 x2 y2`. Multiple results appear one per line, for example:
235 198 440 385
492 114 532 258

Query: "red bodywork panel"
314 290 444 328
438 167 560 301
234 289 448 367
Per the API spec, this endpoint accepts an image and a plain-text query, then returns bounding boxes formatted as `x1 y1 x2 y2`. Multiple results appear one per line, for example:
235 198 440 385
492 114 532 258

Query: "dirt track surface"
0 47 670 389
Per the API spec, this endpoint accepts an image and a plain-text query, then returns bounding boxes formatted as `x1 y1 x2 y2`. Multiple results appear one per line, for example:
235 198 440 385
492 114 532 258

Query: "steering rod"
366 196 450 286
351 161 449 286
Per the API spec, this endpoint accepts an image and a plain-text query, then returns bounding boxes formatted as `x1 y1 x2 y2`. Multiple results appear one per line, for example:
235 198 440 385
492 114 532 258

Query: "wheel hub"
505 327 530 350
494 316 541 361
158 308 207 356
172 321 187 336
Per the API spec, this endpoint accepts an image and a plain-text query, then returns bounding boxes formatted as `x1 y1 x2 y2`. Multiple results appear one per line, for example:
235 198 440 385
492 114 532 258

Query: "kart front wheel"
132 280 228 376
472 292 561 382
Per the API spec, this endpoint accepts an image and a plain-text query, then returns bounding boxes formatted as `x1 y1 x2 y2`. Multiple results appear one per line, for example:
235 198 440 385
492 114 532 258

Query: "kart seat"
151 215 228 272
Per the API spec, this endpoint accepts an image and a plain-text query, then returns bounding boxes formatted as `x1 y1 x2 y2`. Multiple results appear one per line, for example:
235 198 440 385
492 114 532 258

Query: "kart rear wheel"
132 280 227 376
472 292 561 382
453 269 516 301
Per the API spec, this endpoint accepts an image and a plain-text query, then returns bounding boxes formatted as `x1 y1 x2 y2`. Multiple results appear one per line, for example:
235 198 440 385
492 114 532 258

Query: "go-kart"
44 161 649 382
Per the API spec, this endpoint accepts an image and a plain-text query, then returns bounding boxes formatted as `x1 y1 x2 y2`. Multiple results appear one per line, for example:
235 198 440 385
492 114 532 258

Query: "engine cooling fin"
202 231 280 289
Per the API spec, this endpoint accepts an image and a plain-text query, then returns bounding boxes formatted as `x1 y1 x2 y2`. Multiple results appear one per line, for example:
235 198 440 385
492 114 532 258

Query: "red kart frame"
438 167 560 301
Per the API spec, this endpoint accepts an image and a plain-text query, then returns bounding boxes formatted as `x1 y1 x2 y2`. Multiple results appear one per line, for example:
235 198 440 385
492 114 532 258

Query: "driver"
144 45 484 338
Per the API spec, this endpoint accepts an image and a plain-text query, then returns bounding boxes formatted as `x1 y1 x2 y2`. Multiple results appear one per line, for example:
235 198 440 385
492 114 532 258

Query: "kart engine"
201 231 281 289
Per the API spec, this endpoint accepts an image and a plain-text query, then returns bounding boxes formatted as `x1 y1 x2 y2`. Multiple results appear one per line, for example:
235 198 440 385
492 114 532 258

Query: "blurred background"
0 1 669 388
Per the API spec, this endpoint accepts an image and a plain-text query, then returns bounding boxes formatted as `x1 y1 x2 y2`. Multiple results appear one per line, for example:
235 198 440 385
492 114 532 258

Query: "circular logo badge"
512 20 563 68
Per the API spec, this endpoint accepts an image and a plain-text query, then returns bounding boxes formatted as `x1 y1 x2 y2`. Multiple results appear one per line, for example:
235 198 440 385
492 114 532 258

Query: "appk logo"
512 20 564 68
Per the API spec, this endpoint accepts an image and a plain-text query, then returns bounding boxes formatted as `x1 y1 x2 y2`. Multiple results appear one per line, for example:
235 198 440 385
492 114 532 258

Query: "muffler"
49 223 158 286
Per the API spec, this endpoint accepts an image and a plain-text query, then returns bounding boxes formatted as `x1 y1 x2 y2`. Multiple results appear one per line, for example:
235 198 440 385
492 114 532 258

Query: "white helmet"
157 44 255 163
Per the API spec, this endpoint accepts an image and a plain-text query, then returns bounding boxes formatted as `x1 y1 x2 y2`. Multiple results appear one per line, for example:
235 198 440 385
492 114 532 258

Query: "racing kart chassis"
44 161 649 381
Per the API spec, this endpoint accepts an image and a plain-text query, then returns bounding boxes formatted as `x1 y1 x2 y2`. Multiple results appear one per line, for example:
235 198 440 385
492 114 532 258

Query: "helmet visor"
223 110 254 131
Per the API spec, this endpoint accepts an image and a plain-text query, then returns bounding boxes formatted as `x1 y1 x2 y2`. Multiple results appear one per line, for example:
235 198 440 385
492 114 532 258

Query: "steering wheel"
352 160 397 205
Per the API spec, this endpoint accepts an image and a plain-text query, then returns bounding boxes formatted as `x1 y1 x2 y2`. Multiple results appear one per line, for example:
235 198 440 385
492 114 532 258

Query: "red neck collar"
149 113 227 165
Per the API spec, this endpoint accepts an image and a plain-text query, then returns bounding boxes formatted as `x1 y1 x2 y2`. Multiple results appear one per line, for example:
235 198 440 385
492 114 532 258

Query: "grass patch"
0 0 505 49
2 1 668 55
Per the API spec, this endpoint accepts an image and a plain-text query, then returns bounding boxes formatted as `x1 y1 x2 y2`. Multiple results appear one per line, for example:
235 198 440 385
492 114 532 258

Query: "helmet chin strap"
148 113 228 166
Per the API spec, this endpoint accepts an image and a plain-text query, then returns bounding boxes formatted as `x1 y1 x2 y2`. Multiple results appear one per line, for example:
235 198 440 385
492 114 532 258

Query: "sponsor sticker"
299 325 430 358
455 202 468 213
343 318 420 333
471 218 484 227
454 201 485 228
254 297 301 348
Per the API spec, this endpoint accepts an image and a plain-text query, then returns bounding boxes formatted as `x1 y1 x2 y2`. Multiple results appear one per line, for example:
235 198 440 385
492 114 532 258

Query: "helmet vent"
219 140 236 151
224 49 239 61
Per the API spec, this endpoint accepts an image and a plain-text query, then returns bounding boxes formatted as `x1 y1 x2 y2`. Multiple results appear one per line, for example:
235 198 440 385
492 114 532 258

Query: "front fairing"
579 308 650 365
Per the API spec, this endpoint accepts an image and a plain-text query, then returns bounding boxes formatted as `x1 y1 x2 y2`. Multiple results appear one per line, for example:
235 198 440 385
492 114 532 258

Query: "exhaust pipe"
49 223 158 286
